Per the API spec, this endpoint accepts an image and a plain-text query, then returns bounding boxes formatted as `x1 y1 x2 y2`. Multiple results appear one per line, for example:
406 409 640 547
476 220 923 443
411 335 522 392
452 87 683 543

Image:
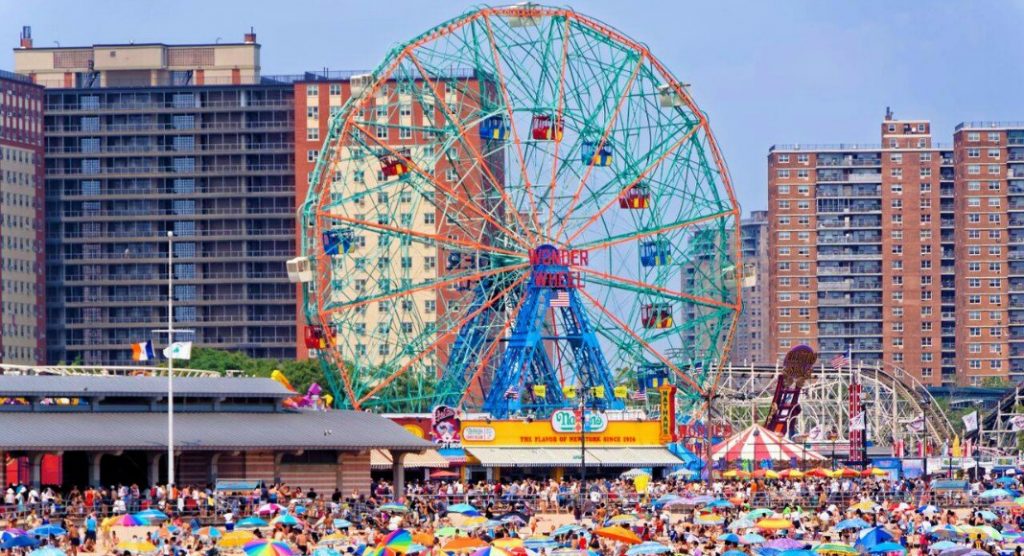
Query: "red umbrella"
430 470 459 479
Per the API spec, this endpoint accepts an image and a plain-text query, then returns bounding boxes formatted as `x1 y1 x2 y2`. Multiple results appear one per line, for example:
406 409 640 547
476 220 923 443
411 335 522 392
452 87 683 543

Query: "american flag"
549 290 570 307
830 347 851 371
504 385 519 400
631 389 647 401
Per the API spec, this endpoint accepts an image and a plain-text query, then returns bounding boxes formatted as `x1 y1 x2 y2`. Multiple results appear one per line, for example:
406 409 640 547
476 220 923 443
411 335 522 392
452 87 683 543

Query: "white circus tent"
711 424 826 463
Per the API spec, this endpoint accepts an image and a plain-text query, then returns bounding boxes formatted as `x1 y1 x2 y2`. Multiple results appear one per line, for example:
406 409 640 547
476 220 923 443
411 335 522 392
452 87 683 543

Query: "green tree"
185 348 323 395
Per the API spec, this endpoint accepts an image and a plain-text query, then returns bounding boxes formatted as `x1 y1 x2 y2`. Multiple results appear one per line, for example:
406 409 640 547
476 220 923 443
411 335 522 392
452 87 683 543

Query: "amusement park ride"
288 4 742 419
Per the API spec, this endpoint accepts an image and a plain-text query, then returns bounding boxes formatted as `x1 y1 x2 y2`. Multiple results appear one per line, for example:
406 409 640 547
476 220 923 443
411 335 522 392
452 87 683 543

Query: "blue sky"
3 0 1022 214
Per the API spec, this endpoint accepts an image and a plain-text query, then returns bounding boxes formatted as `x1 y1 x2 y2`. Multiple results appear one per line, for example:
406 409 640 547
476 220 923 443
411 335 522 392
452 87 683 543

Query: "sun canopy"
712 424 826 463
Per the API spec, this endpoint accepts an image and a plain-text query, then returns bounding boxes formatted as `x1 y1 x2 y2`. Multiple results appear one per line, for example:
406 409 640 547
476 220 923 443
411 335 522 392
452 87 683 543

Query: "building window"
307 150 318 162
307 127 319 141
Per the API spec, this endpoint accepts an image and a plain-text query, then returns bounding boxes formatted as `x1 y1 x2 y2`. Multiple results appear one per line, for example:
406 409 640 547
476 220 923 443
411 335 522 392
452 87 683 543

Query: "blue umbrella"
996 477 1017 485
1 536 39 549
524 538 560 550
778 551 816 556
552 525 587 537
236 517 268 529
29 548 66 556
626 543 672 556
719 534 741 545
980 489 1013 499
918 505 940 515
294 505 307 515
136 509 168 521
705 499 734 509
869 543 905 555
724 551 748 556
312 549 340 556
447 503 479 515
930 526 963 540
29 525 66 537
332 519 352 529
836 519 870 532
977 510 998 522
742 534 767 545
930 543 962 552
856 527 893 549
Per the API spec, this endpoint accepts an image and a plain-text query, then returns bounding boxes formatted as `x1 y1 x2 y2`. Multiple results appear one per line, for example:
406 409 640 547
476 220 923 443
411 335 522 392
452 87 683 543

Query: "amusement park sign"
550 409 608 433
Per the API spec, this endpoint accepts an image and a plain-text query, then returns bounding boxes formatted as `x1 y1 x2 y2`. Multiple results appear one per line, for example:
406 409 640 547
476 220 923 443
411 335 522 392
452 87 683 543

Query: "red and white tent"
711 424 826 463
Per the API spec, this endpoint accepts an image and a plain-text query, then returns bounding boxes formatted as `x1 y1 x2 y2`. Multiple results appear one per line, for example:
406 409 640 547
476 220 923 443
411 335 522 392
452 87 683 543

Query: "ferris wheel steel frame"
298 4 742 415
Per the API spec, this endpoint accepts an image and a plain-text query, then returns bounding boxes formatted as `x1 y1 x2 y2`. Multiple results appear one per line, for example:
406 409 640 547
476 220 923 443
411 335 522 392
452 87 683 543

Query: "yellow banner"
460 419 663 446
532 384 547 398
591 385 605 398
563 386 577 399
613 385 628 399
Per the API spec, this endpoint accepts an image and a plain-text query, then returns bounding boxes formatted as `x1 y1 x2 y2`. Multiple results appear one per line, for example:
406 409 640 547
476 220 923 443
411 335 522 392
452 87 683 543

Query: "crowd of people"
2 473 1024 556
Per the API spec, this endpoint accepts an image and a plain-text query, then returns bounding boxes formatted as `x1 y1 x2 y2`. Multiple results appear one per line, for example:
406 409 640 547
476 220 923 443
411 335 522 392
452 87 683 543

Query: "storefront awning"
370 449 450 469
465 446 683 468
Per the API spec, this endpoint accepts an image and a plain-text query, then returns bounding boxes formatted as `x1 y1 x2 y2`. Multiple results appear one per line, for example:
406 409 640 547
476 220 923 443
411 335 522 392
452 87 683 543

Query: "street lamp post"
828 430 838 470
579 388 587 514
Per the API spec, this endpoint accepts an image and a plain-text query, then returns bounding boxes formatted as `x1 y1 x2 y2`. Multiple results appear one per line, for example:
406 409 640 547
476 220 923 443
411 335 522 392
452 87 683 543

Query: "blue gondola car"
581 139 613 166
639 238 672 267
322 228 355 256
479 115 510 141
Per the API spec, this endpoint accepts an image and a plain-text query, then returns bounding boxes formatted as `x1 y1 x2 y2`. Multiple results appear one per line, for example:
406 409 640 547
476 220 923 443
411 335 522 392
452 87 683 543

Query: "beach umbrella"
108 514 150 527
779 469 805 480
742 534 767 545
929 526 963 540
723 551 748 556
333 519 353 529
470 548 511 556
447 503 480 515
116 541 158 554
1 536 39 549
695 514 725 526
751 469 780 480
607 514 640 525
980 489 1014 499
408 545 429 555
551 525 587 537
719 534 741 545
243 540 295 556
380 529 413 554
747 508 775 520
594 526 642 545
136 509 169 521
996 477 1017 486
777 551 815 556
723 470 751 479
928 543 961 552
522 538 559 551
271 514 304 528
806 468 831 478
835 518 870 532
412 533 435 548
620 468 652 479
293 506 306 515
498 512 529 525
668 469 696 479
29 548 66 556
435 527 459 539
196 527 223 539
29 525 67 537
728 519 756 531
964 526 1002 541
492 539 524 549
756 518 794 531
705 499 735 509
856 527 893 549
626 542 671 556
443 538 489 553
849 500 878 512
861 468 888 477
814 544 858 556
918 505 940 515
937 549 973 556
976 510 998 522
868 544 906 555
219 531 257 548
237 517 269 529
256 503 285 515
765 540 807 551
380 503 410 513
313 549 341 556
0 530 28 544
319 533 348 545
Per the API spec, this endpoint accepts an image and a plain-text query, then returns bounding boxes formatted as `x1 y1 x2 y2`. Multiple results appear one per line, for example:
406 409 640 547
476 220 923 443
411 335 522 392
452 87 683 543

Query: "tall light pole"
579 388 587 512
166 231 175 487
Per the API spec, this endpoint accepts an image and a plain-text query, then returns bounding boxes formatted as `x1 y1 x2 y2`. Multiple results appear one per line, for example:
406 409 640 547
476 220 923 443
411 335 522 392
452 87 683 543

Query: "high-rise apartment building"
14 30 299 364
731 210 771 365
768 110 955 386
0 65 45 364
952 122 1024 382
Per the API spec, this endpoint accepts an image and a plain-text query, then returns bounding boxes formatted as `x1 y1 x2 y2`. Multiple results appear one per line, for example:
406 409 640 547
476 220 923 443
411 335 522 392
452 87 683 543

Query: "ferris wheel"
294 4 741 416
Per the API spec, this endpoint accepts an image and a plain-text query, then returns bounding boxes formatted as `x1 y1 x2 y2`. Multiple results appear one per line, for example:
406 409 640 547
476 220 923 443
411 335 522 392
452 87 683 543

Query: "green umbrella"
746 509 774 520
435 527 459 538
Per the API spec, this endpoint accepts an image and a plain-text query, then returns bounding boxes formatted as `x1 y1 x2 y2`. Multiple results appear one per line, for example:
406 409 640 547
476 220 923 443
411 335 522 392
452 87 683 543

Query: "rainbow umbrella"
471 548 511 556
243 540 295 556
379 530 413 554
196 527 223 539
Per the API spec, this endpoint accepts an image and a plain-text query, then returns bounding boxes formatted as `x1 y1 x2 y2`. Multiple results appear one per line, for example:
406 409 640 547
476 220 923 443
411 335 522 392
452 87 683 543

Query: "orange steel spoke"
323 262 528 317
348 121 533 251
356 274 527 405
552 56 643 243
563 122 702 247
574 265 738 312
576 287 704 395
405 49 539 245
480 13 544 239
545 16 573 241
316 210 522 258
320 343 360 412
577 208 736 252
457 292 528 407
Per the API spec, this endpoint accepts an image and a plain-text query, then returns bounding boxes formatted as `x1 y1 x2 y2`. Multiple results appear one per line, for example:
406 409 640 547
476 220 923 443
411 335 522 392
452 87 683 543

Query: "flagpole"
167 230 174 488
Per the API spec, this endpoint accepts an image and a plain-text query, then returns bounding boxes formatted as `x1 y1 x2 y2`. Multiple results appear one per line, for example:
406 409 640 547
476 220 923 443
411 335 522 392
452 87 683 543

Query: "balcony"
47 163 294 178
818 280 852 291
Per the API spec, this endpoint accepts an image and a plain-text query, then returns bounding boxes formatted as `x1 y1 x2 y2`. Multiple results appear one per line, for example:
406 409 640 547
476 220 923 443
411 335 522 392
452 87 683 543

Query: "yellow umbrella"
756 518 794 530
219 530 256 548
781 469 804 480
117 540 158 553
849 500 877 512
319 532 347 545
607 514 639 525
492 539 524 549
442 537 489 553
764 470 780 480
723 470 751 479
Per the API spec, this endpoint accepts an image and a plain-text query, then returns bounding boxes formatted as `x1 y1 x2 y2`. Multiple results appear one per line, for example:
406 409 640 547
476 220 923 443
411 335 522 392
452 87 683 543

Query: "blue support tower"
483 245 622 418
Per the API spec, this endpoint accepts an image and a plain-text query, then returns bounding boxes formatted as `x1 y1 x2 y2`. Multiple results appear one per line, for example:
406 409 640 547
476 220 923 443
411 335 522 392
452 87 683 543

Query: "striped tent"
711 424 826 463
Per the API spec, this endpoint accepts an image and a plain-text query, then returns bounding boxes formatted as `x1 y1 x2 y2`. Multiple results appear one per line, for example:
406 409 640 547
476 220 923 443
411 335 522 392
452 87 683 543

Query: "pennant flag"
163 341 193 360
905 415 926 433
504 385 519 400
1010 415 1024 431
131 341 155 362
952 435 961 458
849 411 866 432
962 411 979 432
